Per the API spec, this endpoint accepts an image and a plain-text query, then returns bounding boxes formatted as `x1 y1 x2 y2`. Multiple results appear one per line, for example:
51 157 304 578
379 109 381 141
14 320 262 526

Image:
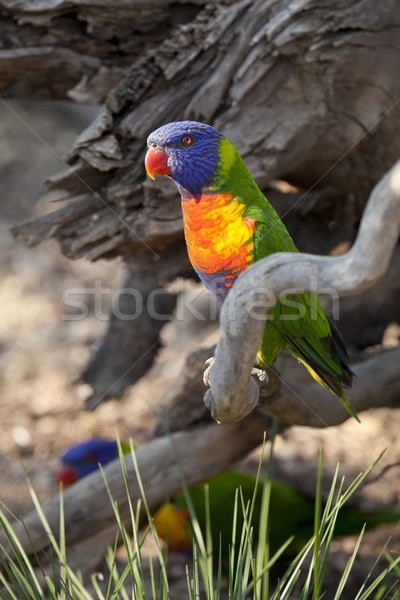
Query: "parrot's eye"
181 134 193 146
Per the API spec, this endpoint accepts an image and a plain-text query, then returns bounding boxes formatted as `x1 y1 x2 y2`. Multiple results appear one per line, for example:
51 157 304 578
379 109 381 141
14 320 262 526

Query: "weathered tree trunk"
82 269 176 409
0 0 204 102
9 0 400 255
1 0 400 581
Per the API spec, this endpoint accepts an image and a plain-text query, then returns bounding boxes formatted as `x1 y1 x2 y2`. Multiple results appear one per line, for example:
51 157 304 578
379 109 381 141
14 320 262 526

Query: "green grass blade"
91 572 106 600
255 423 277 600
0 510 43 597
126 439 170 597
357 545 400 600
25 477 91 597
207 485 217 596
333 525 366 600
312 448 323 599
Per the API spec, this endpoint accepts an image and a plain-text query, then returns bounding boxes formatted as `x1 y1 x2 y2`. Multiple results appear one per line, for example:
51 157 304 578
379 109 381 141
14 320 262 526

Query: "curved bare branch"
205 160 400 423
1 344 399 572
0 415 267 567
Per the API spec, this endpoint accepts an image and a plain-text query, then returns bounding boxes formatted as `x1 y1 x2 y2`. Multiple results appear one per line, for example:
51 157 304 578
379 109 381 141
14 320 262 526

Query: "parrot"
153 503 192 553
153 469 400 560
144 121 356 419
56 438 130 487
56 443 400 563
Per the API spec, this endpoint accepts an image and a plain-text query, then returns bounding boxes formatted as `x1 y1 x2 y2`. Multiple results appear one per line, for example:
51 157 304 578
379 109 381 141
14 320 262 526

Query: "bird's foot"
251 367 269 388
253 365 281 402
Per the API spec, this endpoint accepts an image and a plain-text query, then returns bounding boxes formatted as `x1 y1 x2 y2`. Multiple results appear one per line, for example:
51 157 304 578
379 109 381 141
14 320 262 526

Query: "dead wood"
7 0 399 398
1 338 399 573
1 415 269 568
10 0 400 263
337 244 400 348
82 269 176 409
258 346 400 427
0 1 204 102
150 346 215 435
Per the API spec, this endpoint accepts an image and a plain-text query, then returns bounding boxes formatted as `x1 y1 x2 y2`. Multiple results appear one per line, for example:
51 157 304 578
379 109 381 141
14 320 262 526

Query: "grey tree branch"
1 343 399 573
258 346 400 427
8 0 400 399
205 160 400 423
1 415 268 568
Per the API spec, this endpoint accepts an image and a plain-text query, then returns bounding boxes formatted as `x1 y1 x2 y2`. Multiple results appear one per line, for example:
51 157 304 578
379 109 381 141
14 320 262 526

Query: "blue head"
145 121 223 197
58 438 119 483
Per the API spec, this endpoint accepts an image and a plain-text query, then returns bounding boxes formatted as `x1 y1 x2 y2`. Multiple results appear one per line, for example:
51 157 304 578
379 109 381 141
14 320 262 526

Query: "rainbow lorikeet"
145 121 356 418
56 438 130 487
153 503 192 553
153 469 400 559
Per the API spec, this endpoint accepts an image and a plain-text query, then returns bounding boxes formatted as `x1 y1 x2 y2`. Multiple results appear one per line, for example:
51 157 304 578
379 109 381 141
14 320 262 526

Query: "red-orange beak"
145 147 171 180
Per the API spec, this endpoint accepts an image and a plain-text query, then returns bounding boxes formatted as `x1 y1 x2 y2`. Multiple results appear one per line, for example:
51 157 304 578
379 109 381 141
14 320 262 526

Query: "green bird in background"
145 121 356 419
154 469 400 560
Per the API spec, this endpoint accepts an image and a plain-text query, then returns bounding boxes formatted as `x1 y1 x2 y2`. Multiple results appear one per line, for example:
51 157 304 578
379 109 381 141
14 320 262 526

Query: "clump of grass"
0 427 399 599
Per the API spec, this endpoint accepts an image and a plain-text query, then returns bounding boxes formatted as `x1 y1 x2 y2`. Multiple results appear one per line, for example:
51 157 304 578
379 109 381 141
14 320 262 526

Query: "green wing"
217 140 355 417
249 212 355 417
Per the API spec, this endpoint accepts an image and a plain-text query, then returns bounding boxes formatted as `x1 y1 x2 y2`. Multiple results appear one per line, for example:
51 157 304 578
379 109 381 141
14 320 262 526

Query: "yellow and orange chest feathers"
181 192 255 302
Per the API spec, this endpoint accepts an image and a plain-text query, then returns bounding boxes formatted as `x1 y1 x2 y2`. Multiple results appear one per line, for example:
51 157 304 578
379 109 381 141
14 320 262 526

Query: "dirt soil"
1 100 400 598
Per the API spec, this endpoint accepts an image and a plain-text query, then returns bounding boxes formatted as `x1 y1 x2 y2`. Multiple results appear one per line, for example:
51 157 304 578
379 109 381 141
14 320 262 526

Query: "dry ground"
1 99 400 597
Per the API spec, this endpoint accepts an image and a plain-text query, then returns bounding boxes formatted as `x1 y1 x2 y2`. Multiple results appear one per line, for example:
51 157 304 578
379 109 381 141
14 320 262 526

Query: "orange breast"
181 192 255 287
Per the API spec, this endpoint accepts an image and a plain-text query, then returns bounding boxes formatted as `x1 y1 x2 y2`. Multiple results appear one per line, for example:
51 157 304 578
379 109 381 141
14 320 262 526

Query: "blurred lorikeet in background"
153 503 192 553
153 469 400 559
56 441 400 559
56 438 130 486
145 121 356 418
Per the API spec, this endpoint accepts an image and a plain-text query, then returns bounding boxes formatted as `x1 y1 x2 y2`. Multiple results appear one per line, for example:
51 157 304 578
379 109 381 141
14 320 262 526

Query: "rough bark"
8 1 400 399
82 269 176 409
0 0 204 102
10 0 400 263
